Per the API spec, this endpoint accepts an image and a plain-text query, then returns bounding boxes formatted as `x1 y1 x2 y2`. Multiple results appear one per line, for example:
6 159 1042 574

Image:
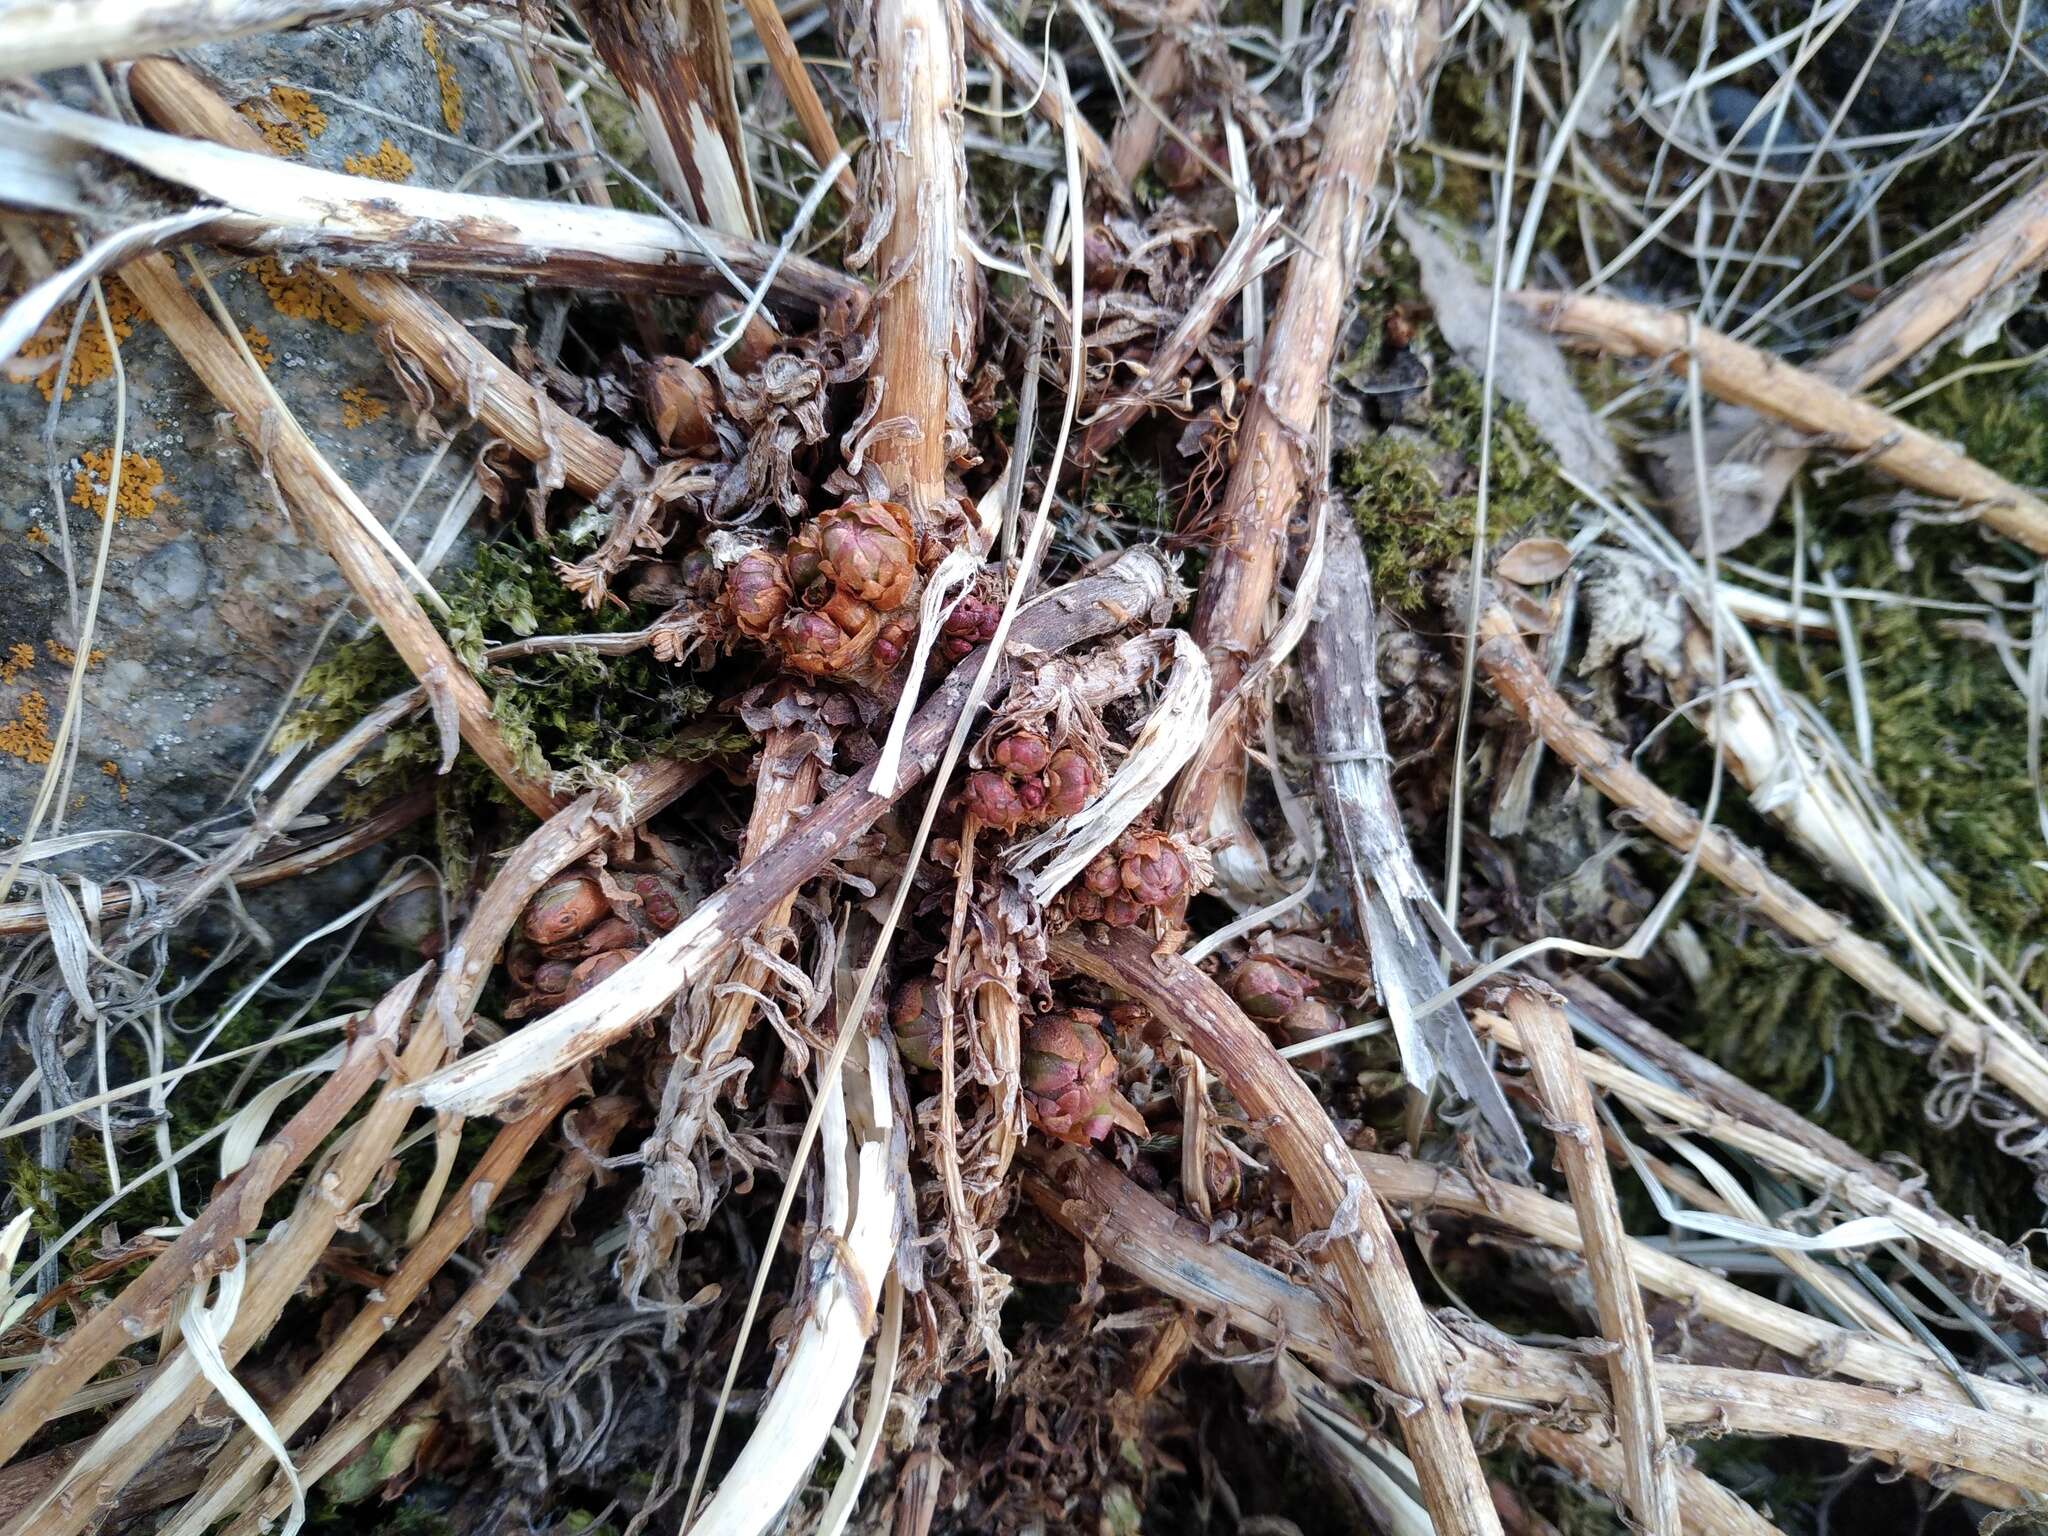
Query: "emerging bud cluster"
1020 1007 1148 1145
960 729 1101 836
720 499 919 681
1225 955 1340 1069
1060 825 1200 929
503 866 687 1020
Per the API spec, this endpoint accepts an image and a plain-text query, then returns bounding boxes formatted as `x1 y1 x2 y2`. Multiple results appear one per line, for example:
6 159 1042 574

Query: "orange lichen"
235 83 327 155
0 691 54 766
421 23 464 134
250 256 361 333
340 385 388 429
45 641 105 668
0 645 36 685
71 449 168 522
100 761 128 802
16 281 147 402
343 139 414 182
23 528 47 548
241 325 275 368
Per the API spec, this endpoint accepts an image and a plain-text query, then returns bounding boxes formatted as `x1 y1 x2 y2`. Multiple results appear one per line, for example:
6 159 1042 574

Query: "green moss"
278 538 731 811
1334 363 1576 609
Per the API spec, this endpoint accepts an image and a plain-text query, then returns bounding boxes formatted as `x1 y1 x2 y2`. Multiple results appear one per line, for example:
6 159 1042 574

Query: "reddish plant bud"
696 296 777 371
1083 851 1121 897
962 770 1033 832
725 550 791 640
778 609 873 677
1103 893 1146 927
625 872 685 932
1153 134 1204 192
641 356 717 451
1082 225 1121 288
530 958 578 998
1118 834 1189 908
871 620 912 670
1042 749 1096 818
1203 1144 1243 1210
625 561 687 608
890 977 945 1072
505 940 543 988
1226 957 1309 1023
939 595 1001 662
566 947 639 1000
991 732 1051 776
522 874 607 946
816 500 915 609
1277 997 1341 1071
785 533 828 600
580 915 640 954
676 546 719 596
1021 1009 1147 1145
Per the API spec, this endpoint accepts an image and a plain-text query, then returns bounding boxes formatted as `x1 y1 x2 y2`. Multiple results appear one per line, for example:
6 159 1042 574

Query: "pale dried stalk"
1514 1425 1780 1536
1520 290 2048 555
1355 1146 2048 1433
581 0 760 236
157 1072 586 1536
115 250 559 818
0 0 392 73
1467 998 2048 1319
1477 605 2048 1126
1026 1147 2048 1494
957 0 1122 200
222 1098 633 1536
2 972 452 1536
734 0 858 205
1047 925 1505 1536
419 549 1175 1116
1178 0 1421 838
690 1033 899 1536
865 0 968 520
0 970 423 1469
127 59 631 498
700 728 820 1081
1504 987 1680 1536
1072 207 1284 472
1677 173 2048 541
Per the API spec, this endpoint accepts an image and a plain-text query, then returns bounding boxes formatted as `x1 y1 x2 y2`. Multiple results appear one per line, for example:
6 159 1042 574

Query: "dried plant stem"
734 0 858 205
1025 1147 2048 1494
1 971 452 1536
1477 605 2048 1127
1507 987 1683 1535
580 0 759 236
0 968 424 1470
157 1072 586 1536
222 1098 634 1536
957 0 1122 199
1691 174 2048 539
1355 1146 2048 1434
1514 1425 1781 1536
419 548 1175 1116
0 0 392 72
127 59 632 498
1178 0 1421 838
1105 0 1197 189
1467 996 2048 1319
1519 289 2048 554
115 250 559 818
1047 925 1504 1536
865 0 968 519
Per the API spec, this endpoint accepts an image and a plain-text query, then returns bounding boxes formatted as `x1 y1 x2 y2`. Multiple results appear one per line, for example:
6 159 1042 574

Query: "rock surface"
0 13 547 863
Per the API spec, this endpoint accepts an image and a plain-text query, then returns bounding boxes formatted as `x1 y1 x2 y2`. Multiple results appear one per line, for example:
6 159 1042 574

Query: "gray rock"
0 13 551 871
1825 0 2047 131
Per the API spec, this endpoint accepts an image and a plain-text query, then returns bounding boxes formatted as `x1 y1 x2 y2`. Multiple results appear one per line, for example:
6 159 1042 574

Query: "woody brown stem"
1177 0 1422 838
735 0 859 206
1105 0 1198 190
1045 924 1505 1536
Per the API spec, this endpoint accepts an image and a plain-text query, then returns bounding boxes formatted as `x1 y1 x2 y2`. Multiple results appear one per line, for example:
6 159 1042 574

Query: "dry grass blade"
1477 602 2048 1128
157 1071 587 1536
115 251 559 818
957 0 1122 201
1499 984 1681 1535
1177 0 1424 841
1046 924 1506 1536
221 1098 636 1536
418 548 1175 1116
1520 289 2048 554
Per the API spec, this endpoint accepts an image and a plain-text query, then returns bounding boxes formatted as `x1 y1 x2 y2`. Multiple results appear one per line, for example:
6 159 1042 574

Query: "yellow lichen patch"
343 139 415 182
16 281 147 402
45 641 105 668
235 83 328 156
241 326 275 368
250 256 361 334
71 449 168 522
0 691 54 766
0 644 35 685
421 22 464 134
23 528 47 548
340 385 388 429
100 761 127 802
